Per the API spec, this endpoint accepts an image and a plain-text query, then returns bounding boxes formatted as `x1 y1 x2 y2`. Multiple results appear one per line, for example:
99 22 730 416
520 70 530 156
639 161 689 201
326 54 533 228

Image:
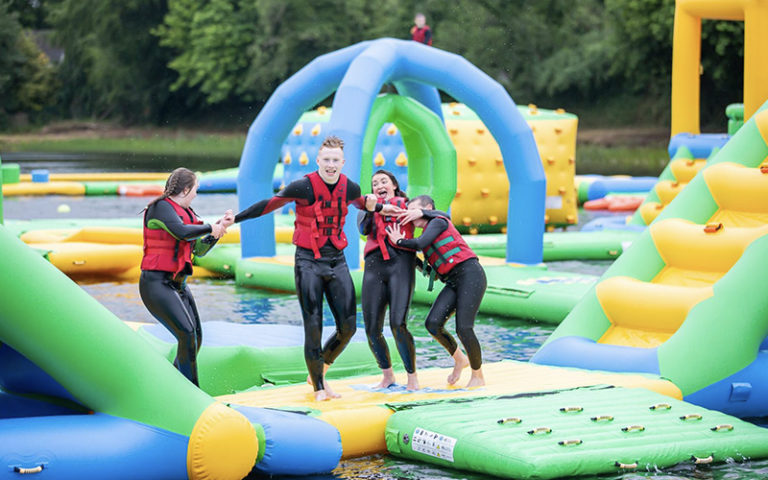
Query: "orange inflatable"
117 184 166 197
584 195 644 212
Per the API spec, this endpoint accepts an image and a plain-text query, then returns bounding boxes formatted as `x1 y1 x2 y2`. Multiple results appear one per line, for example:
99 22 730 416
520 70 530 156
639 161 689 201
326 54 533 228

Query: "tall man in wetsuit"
235 135 403 401
410 13 433 46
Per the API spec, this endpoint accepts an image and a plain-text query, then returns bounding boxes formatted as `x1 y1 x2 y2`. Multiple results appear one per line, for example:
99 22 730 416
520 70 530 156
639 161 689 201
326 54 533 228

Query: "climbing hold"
468 157 477 166
566 214 576 224
488 215 498 225
387 124 398 136
544 214 550 224
686 159 696 166
452 110 461 116
760 163 768 174
374 152 386 167
558 186 566 195
455 188 462 198
311 123 321 136
449 102 459 108
317 106 327 114
546 225 555 232
283 152 292 165
476 128 485 135
462 217 472 226
299 152 309 165
293 125 303 136
531 125 537 133
469 227 479 235
395 153 407 167
500 227 507 234
449 128 459 135
554 127 563 135
568 157 575 164
546 157 556 165
480 188 490 198
495 157 504 166
671 181 680 188
555 108 565 114
703 222 723 233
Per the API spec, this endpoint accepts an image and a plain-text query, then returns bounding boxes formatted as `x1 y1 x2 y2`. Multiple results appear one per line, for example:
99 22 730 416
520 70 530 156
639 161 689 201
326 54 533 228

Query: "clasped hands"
211 209 235 239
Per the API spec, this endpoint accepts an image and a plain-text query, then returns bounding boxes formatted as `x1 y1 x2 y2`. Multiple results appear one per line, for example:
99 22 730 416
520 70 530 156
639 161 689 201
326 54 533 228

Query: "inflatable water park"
3 0 768 478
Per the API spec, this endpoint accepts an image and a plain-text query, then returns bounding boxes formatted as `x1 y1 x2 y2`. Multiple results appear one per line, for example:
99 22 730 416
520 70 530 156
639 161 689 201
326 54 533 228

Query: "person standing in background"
410 13 432 46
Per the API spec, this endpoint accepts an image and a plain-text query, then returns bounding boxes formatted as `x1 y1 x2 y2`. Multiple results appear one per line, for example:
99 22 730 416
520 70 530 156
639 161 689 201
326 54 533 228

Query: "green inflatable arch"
360 94 457 210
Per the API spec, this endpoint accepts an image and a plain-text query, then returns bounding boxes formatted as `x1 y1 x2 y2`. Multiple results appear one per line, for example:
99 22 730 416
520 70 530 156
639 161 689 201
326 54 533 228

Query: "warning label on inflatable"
411 427 457 462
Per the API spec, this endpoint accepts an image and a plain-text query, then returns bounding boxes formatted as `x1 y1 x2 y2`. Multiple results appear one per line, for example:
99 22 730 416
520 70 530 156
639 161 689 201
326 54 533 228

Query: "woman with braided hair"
139 167 234 386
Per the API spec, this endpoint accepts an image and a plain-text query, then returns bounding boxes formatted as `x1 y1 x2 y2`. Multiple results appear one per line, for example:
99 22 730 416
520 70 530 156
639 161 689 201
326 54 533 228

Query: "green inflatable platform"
385 386 768 479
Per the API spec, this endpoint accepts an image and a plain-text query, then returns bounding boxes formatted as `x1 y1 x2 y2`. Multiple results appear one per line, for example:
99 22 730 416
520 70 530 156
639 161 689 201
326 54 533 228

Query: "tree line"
0 0 746 130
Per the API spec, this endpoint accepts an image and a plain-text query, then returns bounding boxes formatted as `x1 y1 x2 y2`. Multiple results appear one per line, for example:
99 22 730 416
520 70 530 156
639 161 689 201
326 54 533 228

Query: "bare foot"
466 368 485 388
406 372 420 391
323 382 342 399
375 368 397 389
447 350 470 385
314 390 331 401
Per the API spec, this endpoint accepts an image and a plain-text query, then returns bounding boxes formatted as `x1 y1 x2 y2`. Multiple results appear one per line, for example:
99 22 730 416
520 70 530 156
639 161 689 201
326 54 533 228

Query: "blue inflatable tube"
531 336 660 375
197 177 237 193
234 406 342 475
581 215 646 232
586 177 658 201
0 413 188 480
668 133 730 158
327 38 543 265
238 38 543 265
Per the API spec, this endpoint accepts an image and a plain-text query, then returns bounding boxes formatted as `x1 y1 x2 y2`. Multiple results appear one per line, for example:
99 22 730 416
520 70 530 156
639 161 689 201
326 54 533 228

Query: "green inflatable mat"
467 230 639 261
385 386 768 479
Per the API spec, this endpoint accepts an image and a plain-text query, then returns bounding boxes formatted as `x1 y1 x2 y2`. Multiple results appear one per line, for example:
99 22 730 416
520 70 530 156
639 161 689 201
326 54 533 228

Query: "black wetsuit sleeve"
423 209 449 220
235 177 313 223
397 217 449 251
147 201 212 240
346 180 368 210
358 211 374 235
424 27 432 45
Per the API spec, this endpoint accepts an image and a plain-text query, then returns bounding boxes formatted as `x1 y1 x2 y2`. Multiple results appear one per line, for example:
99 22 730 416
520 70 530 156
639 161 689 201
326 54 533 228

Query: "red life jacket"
363 196 414 260
410 25 432 46
293 172 349 259
141 198 202 275
423 216 477 276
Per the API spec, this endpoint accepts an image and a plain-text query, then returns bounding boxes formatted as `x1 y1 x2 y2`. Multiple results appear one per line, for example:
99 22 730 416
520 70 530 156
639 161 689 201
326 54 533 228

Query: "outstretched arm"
387 217 450 251
235 178 312 223
146 201 212 240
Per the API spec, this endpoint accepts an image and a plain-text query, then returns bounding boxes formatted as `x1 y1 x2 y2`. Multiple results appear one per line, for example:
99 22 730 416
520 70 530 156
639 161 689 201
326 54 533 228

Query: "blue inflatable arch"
238 38 544 266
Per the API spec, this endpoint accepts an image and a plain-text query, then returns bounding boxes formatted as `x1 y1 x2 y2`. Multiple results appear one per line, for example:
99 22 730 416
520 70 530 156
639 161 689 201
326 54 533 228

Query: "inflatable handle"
649 403 672 411
621 425 645 433
691 455 714 464
14 466 44 474
614 461 638 469
559 406 583 413
711 424 734 432
760 164 768 174
557 439 583 447
497 417 522 425
703 222 723 233
527 426 552 435
679 413 703 421
72 260 86 265
590 415 614 422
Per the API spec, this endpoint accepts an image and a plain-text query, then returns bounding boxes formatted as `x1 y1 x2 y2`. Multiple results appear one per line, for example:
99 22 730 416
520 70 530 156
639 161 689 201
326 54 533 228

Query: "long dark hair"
146 167 198 209
372 169 407 200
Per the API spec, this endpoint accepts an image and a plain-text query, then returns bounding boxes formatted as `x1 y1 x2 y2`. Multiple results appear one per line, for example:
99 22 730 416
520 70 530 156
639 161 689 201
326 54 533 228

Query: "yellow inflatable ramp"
218 360 679 459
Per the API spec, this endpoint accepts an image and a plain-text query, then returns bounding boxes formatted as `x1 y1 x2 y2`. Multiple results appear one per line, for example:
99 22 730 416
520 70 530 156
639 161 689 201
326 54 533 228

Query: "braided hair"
372 169 407 200
146 167 198 209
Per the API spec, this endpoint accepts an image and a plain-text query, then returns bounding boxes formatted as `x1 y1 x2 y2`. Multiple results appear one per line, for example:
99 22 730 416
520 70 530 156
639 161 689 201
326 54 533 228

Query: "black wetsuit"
358 209 450 374
397 216 486 370
236 175 368 391
139 200 214 387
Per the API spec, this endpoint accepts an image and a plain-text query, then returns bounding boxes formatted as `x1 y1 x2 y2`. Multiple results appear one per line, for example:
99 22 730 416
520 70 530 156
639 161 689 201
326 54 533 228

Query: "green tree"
0 1 57 127
48 0 183 123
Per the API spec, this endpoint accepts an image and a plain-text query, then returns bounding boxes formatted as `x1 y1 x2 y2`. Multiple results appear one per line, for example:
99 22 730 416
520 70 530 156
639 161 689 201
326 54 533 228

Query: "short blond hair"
320 135 344 151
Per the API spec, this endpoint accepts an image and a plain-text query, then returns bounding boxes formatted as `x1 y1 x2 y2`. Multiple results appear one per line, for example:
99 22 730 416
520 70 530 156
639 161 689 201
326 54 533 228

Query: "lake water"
3 156 767 480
